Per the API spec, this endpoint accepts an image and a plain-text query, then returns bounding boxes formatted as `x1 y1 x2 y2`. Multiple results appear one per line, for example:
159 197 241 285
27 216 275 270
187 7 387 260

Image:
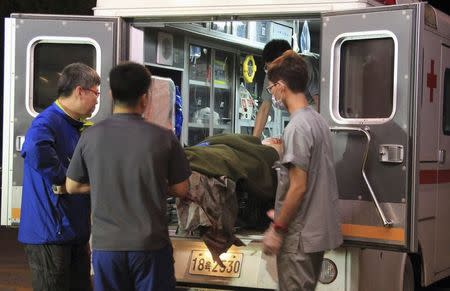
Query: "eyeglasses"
83 88 100 97
266 82 279 94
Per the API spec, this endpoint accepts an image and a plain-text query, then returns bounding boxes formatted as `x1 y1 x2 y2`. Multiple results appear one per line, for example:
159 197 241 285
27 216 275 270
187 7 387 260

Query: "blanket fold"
184 134 279 199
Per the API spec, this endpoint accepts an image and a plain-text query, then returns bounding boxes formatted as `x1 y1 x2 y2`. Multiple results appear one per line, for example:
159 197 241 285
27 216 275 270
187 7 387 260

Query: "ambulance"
2 0 450 290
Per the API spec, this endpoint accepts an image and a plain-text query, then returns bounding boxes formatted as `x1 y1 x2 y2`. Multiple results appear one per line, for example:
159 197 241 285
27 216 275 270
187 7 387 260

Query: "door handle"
15 136 25 152
330 126 393 227
438 149 446 164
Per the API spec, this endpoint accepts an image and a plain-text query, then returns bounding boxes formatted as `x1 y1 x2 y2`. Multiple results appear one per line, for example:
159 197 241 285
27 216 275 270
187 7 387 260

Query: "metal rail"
330 126 393 227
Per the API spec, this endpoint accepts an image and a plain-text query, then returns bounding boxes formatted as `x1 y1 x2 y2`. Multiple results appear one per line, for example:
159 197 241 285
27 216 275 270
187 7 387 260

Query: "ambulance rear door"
320 4 420 251
1 14 119 226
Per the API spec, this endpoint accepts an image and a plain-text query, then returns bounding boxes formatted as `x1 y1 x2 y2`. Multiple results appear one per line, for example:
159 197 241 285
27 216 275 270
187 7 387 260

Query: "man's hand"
263 224 284 256
168 179 189 200
266 209 275 220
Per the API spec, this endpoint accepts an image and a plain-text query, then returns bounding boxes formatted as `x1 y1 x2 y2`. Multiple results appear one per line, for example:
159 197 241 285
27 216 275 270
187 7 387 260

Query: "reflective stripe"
341 223 404 242
11 208 20 220
420 169 450 184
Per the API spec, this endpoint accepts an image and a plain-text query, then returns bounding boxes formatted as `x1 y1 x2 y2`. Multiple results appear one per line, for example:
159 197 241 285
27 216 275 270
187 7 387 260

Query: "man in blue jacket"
19 62 100 291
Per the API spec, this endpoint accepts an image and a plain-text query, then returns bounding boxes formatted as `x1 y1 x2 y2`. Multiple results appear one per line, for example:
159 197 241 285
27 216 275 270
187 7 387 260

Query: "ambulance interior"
135 18 321 252
139 19 320 140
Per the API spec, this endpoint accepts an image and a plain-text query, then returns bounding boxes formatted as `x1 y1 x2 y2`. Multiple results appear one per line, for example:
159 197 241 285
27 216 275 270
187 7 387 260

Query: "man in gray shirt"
65 62 191 291
262 50 342 291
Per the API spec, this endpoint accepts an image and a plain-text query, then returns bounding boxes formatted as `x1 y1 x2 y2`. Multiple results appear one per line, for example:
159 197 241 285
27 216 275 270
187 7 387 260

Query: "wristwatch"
52 184 67 194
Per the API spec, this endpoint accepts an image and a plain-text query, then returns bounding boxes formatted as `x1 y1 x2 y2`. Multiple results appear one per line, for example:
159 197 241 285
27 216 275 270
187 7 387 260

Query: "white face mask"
272 95 286 110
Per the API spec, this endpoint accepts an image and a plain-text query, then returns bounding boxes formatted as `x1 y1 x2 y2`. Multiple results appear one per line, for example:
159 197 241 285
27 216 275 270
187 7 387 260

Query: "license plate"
188 250 243 278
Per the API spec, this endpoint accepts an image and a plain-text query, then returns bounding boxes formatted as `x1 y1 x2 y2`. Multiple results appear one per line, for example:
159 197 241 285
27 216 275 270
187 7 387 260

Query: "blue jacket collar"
51 102 85 130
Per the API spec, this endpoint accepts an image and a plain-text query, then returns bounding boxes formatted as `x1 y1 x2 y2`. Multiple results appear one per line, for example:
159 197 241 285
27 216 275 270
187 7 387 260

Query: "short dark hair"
57 63 100 97
262 39 292 63
109 62 152 107
267 50 308 94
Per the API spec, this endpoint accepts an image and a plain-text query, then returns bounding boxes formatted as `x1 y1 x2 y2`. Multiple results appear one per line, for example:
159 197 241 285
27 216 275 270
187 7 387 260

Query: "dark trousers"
92 244 176 291
24 243 92 291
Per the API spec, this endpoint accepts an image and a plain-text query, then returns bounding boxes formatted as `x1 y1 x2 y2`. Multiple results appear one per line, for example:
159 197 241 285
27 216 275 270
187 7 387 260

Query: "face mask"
272 95 286 110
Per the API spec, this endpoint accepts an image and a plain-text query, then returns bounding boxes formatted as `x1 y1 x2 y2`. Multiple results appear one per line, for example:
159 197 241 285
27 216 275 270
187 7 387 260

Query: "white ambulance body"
2 1 450 290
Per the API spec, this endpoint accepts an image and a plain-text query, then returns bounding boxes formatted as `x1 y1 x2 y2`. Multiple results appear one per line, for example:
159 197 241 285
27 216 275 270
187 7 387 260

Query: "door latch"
15 136 25 152
379 144 404 164
438 149 446 164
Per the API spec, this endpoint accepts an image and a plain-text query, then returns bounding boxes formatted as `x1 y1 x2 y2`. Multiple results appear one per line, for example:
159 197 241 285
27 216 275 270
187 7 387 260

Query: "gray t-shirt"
275 106 342 253
67 113 191 251
261 52 320 106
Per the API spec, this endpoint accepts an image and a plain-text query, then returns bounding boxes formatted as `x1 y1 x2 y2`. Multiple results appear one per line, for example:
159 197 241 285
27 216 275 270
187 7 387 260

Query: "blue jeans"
92 244 176 291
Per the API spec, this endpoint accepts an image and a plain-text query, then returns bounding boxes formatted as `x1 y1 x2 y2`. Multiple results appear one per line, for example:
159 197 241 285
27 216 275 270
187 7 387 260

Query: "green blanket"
184 134 278 199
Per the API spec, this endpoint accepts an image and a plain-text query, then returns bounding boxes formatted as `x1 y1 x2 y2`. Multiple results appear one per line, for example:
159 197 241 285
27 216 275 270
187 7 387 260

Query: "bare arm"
168 179 189 200
312 95 320 111
275 166 307 228
253 100 271 137
65 177 90 194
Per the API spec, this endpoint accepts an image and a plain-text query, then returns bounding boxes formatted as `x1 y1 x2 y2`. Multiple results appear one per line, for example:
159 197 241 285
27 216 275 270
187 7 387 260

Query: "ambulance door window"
338 37 395 119
442 69 450 135
30 42 97 115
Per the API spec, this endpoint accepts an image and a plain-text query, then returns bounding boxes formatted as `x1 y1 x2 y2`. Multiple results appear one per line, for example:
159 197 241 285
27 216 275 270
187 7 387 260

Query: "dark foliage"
0 0 96 16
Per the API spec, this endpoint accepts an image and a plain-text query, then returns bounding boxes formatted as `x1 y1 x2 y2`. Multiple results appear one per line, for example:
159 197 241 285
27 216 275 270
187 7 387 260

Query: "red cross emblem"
427 59 437 103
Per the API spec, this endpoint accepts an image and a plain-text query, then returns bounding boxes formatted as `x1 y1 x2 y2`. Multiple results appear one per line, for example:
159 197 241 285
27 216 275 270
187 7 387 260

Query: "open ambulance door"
320 4 419 252
1 14 119 226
